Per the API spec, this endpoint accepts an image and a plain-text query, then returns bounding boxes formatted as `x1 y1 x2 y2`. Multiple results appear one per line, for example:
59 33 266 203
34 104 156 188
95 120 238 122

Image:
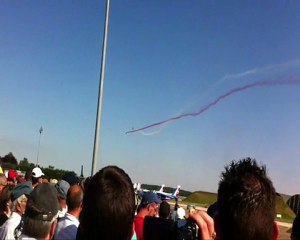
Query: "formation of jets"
133 183 181 200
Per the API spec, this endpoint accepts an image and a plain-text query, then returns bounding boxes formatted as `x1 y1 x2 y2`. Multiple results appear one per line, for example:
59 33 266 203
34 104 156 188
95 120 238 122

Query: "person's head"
25 169 32 182
159 201 170 219
67 185 83 212
11 181 32 215
54 179 70 217
291 214 300 240
7 170 18 185
0 185 14 215
31 167 44 186
55 180 70 200
217 158 278 240
138 191 162 217
63 172 79 186
176 207 186 220
23 183 60 239
16 175 26 184
0 174 8 194
78 165 135 240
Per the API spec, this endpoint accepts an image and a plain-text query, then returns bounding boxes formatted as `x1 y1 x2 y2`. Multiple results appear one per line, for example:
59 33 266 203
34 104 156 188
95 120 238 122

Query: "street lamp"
36 126 43 166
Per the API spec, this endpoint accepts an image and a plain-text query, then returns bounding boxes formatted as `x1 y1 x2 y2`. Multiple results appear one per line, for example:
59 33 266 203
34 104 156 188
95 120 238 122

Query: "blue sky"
1 1 300 195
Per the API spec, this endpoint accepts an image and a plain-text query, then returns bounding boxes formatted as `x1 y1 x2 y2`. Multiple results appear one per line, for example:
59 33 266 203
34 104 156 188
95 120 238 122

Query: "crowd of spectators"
0 158 298 239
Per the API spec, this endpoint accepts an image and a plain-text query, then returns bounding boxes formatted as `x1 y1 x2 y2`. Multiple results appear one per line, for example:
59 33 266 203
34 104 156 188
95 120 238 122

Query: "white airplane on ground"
155 185 181 200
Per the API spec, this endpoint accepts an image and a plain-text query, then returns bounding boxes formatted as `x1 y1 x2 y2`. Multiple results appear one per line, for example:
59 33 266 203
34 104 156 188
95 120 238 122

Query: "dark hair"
31 176 40 185
25 169 32 182
66 185 83 211
23 217 53 238
78 166 135 240
159 201 170 219
217 158 276 240
0 185 14 211
292 214 300 239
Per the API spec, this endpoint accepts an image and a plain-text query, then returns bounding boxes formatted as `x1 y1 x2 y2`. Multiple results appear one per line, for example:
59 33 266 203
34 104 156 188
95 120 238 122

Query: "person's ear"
272 222 279 240
16 202 21 213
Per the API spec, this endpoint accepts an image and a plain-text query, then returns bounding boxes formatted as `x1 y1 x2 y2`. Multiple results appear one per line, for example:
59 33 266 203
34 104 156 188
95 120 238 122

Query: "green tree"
1 152 18 169
18 158 32 172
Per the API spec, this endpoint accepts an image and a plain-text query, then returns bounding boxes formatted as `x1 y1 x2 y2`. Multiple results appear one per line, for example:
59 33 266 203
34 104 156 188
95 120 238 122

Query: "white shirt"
20 234 37 240
0 212 21 240
54 213 79 240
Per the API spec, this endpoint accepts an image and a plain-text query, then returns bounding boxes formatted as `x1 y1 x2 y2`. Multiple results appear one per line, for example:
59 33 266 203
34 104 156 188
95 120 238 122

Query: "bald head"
67 184 83 211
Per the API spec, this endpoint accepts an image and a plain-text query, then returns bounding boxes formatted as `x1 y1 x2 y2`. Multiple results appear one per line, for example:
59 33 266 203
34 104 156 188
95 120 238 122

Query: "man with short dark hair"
20 183 60 239
77 165 136 240
159 201 170 219
216 158 279 240
54 184 83 240
187 158 279 240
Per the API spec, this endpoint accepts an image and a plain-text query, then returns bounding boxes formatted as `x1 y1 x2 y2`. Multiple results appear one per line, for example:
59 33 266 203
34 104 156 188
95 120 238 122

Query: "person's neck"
136 208 149 218
16 211 22 217
67 209 80 220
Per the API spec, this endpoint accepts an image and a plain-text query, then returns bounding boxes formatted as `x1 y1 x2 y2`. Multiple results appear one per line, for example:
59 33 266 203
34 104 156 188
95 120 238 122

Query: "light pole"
91 0 110 175
36 126 43 166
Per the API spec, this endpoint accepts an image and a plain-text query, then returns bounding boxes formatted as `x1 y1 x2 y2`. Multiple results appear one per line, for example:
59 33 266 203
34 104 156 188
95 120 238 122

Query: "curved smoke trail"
125 77 300 134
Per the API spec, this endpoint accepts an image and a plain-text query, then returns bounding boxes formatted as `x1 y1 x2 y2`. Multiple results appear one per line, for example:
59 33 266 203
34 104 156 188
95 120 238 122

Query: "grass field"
180 191 296 223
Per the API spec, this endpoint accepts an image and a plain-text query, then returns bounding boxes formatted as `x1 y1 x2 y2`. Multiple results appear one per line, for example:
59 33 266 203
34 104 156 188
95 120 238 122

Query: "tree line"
0 152 78 180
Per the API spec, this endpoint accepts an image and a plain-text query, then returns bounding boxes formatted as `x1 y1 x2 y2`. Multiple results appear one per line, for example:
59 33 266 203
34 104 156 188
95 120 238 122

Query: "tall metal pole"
36 126 43 166
91 0 110 175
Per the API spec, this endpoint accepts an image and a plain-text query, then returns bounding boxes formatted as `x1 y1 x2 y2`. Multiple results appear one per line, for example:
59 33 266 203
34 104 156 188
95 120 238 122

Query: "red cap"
8 170 18 180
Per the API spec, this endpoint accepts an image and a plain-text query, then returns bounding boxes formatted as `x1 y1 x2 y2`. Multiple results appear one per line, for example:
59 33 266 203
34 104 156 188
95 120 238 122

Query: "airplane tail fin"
172 185 181 197
158 184 165 192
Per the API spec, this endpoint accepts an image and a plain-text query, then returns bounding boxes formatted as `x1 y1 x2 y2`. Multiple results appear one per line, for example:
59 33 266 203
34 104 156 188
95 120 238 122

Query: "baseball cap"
25 183 59 221
54 180 70 199
141 192 162 205
12 181 32 201
8 170 18 180
31 167 44 178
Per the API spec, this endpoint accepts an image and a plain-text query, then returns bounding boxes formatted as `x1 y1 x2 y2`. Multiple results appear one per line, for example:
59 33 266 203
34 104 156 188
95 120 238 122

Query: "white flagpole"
91 0 110 175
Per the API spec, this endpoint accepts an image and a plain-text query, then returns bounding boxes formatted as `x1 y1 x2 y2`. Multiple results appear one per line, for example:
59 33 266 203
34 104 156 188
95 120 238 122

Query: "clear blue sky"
1 1 300 195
